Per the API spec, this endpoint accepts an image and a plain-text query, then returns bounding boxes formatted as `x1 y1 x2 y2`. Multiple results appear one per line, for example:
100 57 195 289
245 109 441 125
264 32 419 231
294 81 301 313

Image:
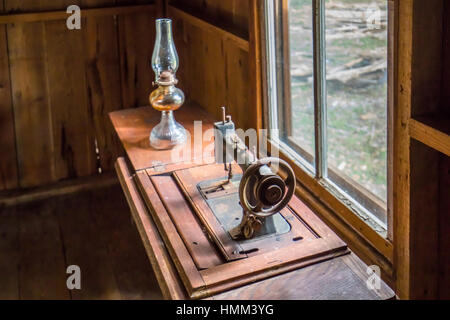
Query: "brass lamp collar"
154 70 178 86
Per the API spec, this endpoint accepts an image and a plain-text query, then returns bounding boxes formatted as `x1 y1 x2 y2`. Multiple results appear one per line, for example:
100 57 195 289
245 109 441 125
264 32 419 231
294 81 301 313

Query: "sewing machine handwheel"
239 157 296 218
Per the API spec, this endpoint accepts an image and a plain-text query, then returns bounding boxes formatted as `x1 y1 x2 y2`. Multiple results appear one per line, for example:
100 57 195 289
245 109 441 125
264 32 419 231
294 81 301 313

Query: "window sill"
267 139 394 284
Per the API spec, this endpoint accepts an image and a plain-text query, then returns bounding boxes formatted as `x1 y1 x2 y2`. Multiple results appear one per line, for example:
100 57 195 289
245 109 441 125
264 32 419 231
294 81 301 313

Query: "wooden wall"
440 3 450 299
442 0 450 113
396 0 450 299
169 0 255 131
170 0 249 38
1 0 447 299
0 0 157 191
0 0 256 191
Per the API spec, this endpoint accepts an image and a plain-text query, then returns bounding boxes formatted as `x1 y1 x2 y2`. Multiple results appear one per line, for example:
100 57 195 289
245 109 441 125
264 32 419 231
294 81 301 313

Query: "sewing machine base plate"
197 175 291 241
134 163 348 299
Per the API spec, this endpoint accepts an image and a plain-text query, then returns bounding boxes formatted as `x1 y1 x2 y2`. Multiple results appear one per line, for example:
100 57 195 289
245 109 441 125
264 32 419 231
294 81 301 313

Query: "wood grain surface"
113 157 393 300
109 102 216 172
0 0 157 190
0 174 163 300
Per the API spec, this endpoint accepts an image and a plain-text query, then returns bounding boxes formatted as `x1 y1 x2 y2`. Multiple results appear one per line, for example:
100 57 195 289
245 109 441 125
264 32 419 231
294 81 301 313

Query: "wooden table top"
110 104 395 300
109 103 216 173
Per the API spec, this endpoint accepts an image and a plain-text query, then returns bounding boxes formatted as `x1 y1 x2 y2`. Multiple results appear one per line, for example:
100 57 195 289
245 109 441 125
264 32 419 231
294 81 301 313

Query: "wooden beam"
0 1 18 190
394 0 413 300
0 172 118 207
0 4 155 24
396 0 446 300
248 0 263 132
409 117 450 157
168 5 249 52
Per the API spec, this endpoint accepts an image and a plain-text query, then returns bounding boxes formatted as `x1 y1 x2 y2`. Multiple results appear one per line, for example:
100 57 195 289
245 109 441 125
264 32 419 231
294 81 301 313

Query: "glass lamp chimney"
152 19 179 79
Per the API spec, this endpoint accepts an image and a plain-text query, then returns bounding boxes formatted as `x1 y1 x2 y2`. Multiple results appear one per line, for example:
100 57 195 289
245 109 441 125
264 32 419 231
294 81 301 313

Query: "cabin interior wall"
438 153 450 299
406 0 450 299
439 0 450 300
169 0 252 130
410 141 450 299
442 0 450 115
169 0 249 37
0 0 156 191
0 0 253 192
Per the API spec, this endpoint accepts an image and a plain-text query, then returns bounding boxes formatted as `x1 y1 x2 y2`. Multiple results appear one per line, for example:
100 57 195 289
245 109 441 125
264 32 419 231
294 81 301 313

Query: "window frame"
261 0 394 267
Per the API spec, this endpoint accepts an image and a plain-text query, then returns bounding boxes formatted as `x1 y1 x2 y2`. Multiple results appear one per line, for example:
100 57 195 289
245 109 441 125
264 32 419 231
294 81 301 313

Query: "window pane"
285 0 315 166
325 0 388 222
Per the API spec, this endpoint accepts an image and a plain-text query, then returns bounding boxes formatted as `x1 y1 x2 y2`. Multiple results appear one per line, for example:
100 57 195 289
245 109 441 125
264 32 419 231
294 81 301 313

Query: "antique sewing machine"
203 106 296 240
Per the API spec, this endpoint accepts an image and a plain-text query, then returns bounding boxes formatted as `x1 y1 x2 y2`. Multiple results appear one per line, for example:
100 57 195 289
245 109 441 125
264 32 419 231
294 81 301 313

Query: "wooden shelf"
409 116 450 157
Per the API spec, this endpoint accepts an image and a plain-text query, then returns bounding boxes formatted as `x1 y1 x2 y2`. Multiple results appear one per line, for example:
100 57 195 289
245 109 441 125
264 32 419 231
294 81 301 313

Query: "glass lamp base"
150 110 187 150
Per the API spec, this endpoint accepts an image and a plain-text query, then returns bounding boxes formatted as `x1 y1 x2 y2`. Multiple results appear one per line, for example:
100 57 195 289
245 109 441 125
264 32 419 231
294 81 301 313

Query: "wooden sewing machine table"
109 103 394 300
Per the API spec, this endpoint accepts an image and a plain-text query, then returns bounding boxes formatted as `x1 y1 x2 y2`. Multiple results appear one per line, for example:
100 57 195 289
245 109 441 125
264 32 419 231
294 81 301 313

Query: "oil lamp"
149 18 187 149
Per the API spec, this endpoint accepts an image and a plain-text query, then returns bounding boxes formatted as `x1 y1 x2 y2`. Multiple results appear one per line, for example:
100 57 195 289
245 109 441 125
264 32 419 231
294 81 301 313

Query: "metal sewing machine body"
210 107 296 239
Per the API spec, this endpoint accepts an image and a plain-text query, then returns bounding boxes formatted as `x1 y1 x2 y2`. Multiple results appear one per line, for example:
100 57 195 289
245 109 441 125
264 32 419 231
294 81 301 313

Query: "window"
264 0 391 233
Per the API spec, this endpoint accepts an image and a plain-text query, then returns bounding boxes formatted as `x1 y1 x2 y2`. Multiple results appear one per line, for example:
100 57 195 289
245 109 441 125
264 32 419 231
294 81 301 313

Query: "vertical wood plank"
225 42 250 130
6 0 54 187
83 0 124 173
172 12 250 130
117 0 155 109
6 0 146 187
410 0 443 116
248 0 262 132
387 0 395 240
172 15 192 101
394 0 412 300
0 1 18 190
200 27 228 121
442 0 450 113
396 0 445 300
44 17 96 180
